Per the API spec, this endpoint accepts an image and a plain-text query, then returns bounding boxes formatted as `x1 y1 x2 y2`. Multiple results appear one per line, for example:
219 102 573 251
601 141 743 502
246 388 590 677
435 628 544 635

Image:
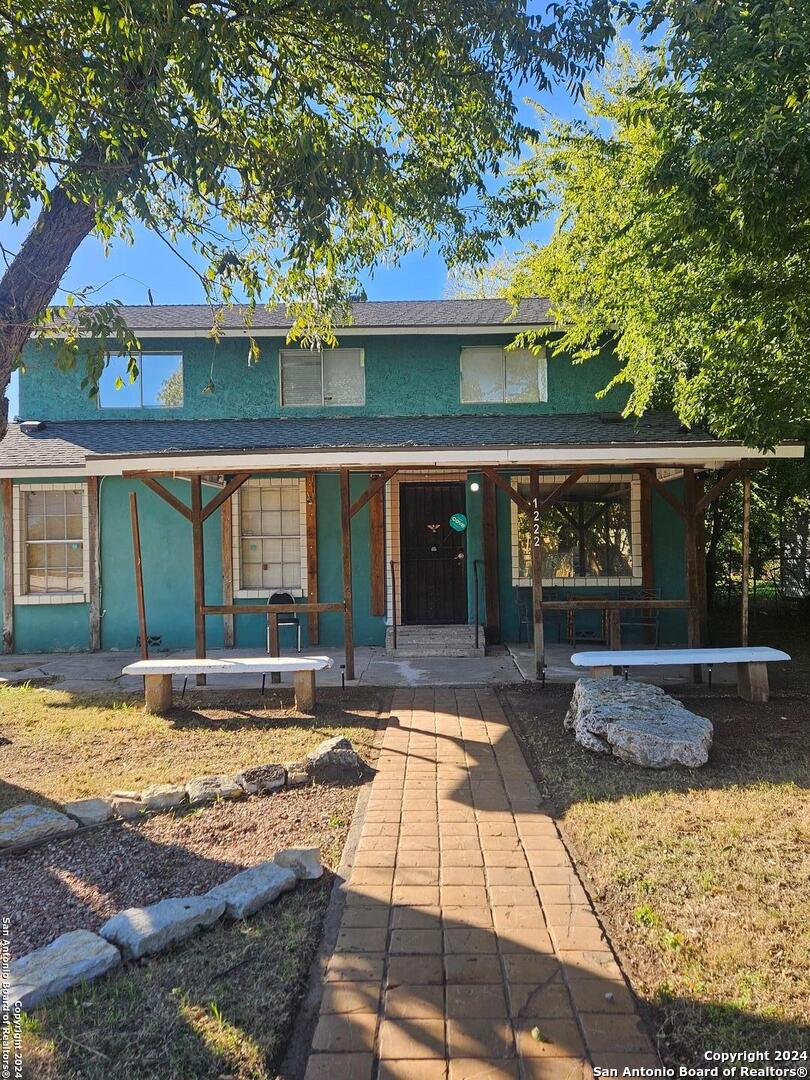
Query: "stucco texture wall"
19 335 626 421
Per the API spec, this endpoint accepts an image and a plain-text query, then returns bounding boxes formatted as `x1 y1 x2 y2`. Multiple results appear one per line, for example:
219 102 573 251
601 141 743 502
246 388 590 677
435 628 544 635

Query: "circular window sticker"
449 512 468 532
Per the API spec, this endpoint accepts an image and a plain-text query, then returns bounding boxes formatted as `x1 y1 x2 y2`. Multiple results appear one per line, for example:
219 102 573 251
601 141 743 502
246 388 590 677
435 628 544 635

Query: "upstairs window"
280 348 365 406
99 352 184 408
460 346 547 404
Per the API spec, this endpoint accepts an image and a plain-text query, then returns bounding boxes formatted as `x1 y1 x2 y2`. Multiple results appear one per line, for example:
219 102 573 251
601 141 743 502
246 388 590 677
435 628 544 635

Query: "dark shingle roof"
1 413 727 470
72 298 553 333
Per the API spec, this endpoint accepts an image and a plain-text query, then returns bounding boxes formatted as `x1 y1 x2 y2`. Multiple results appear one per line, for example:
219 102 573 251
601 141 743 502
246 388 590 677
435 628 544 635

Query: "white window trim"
12 482 91 605
232 477 308 598
278 347 366 407
510 472 643 588
98 351 184 410
459 346 548 405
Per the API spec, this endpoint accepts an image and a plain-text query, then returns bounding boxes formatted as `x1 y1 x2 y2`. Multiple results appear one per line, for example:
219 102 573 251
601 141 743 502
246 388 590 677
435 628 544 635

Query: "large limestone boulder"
564 677 713 768
8 930 120 1009
0 804 78 849
100 895 226 959
207 861 297 919
306 735 364 782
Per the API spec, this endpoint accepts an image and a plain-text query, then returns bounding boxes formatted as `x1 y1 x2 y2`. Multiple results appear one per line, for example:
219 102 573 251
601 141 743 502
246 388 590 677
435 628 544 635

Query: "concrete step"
385 624 485 658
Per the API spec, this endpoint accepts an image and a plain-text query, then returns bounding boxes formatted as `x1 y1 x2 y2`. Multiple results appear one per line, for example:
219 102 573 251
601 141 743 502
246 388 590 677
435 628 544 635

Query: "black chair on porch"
266 591 302 653
515 585 566 645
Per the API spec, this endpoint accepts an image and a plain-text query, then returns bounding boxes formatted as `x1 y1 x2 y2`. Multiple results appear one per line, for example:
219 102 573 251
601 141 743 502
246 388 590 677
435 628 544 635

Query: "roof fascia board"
31 323 550 341
69 442 804 477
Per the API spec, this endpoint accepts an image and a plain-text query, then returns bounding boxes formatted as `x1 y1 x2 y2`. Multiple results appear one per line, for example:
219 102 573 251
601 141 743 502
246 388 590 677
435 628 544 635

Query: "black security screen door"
399 482 468 625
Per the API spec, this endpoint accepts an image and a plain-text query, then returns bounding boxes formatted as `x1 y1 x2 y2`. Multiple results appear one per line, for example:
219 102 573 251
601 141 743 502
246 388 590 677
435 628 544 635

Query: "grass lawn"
507 685 810 1064
0 684 386 811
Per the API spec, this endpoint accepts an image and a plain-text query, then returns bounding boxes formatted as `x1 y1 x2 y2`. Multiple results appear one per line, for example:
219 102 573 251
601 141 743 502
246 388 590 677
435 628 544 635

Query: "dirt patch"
506 683 810 1063
2 784 362 960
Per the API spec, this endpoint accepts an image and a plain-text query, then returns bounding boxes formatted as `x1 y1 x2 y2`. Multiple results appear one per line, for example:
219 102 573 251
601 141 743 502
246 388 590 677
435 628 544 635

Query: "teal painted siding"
98 478 224 651
18 335 626 421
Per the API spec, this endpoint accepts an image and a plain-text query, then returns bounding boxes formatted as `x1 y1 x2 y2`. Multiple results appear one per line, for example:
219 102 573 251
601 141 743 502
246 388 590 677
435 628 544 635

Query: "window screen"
24 490 84 594
280 349 365 406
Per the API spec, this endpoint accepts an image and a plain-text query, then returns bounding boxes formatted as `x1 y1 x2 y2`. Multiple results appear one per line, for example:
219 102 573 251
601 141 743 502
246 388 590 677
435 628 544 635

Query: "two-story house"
0 298 802 676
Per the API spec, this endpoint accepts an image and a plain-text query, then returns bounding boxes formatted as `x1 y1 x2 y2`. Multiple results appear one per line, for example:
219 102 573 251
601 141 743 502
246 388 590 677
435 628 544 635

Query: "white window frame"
12 483 91 605
279 347 366 407
98 351 184 409
510 473 642 588
460 346 548 405
232 477 308 598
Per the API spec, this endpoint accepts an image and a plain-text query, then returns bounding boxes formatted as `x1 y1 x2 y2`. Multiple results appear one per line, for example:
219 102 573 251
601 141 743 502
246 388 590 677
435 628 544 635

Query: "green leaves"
498 32 810 450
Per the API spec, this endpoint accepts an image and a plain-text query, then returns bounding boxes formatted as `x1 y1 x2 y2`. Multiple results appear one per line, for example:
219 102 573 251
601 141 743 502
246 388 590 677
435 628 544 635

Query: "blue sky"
2 22 628 420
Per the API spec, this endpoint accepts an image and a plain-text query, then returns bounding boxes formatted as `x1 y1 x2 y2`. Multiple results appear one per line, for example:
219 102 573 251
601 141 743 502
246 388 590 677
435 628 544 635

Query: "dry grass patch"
20 879 333 1080
507 685 810 1063
0 684 387 810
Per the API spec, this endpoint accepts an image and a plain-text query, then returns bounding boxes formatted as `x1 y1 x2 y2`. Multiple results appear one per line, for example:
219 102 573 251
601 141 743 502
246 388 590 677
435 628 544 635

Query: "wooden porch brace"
339 467 355 681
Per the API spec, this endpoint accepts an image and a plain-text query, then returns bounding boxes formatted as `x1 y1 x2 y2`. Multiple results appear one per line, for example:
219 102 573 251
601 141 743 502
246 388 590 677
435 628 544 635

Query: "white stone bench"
571 647 791 703
122 656 334 713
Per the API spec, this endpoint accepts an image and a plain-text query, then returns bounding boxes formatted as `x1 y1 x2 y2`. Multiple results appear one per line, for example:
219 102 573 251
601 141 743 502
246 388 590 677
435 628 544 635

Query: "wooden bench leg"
144 674 173 714
589 665 614 679
737 662 769 703
293 669 316 712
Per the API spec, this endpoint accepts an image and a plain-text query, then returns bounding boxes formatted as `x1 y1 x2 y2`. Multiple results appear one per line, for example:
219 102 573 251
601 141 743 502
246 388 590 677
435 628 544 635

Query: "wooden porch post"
682 466 703 681
482 473 500 645
339 467 355 680
529 466 544 680
129 491 148 660
87 476 101 651
2 478 13 654
638 470 655 645
190 475 207 685
221 494 234 648
368 475 386 618
305 471 319 644
741 472 751 646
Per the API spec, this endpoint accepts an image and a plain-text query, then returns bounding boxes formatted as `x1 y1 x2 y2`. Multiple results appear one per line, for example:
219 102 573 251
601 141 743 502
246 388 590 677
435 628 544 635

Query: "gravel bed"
1 784 361 959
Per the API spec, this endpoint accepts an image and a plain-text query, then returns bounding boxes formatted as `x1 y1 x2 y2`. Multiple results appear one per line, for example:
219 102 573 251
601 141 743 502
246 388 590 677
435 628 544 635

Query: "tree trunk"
0 185 97 438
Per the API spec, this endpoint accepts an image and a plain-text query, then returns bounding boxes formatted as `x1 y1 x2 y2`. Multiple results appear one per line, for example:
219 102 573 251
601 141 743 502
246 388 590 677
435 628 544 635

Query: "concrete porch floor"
0 642 737 695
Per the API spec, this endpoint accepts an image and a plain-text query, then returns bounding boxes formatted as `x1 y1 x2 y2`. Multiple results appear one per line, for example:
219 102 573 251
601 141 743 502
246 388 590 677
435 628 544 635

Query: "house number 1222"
533 498 540 546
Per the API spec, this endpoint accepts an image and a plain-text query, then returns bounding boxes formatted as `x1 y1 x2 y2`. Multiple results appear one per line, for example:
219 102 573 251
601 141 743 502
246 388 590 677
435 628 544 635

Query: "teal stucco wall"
2 470 687 655
18 334 627 421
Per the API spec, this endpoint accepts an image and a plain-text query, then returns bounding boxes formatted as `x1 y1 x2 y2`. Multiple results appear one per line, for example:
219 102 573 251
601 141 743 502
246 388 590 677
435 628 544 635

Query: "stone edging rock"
0 736 366 855
5 847 323 1010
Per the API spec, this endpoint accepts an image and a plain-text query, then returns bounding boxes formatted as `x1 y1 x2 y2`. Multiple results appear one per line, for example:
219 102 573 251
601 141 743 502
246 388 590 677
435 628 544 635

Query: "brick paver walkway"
304 688 659 1080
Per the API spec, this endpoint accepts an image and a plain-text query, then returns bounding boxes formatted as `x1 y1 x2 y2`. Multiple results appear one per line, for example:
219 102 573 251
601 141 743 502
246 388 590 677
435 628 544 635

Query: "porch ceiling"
1 413 803 477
